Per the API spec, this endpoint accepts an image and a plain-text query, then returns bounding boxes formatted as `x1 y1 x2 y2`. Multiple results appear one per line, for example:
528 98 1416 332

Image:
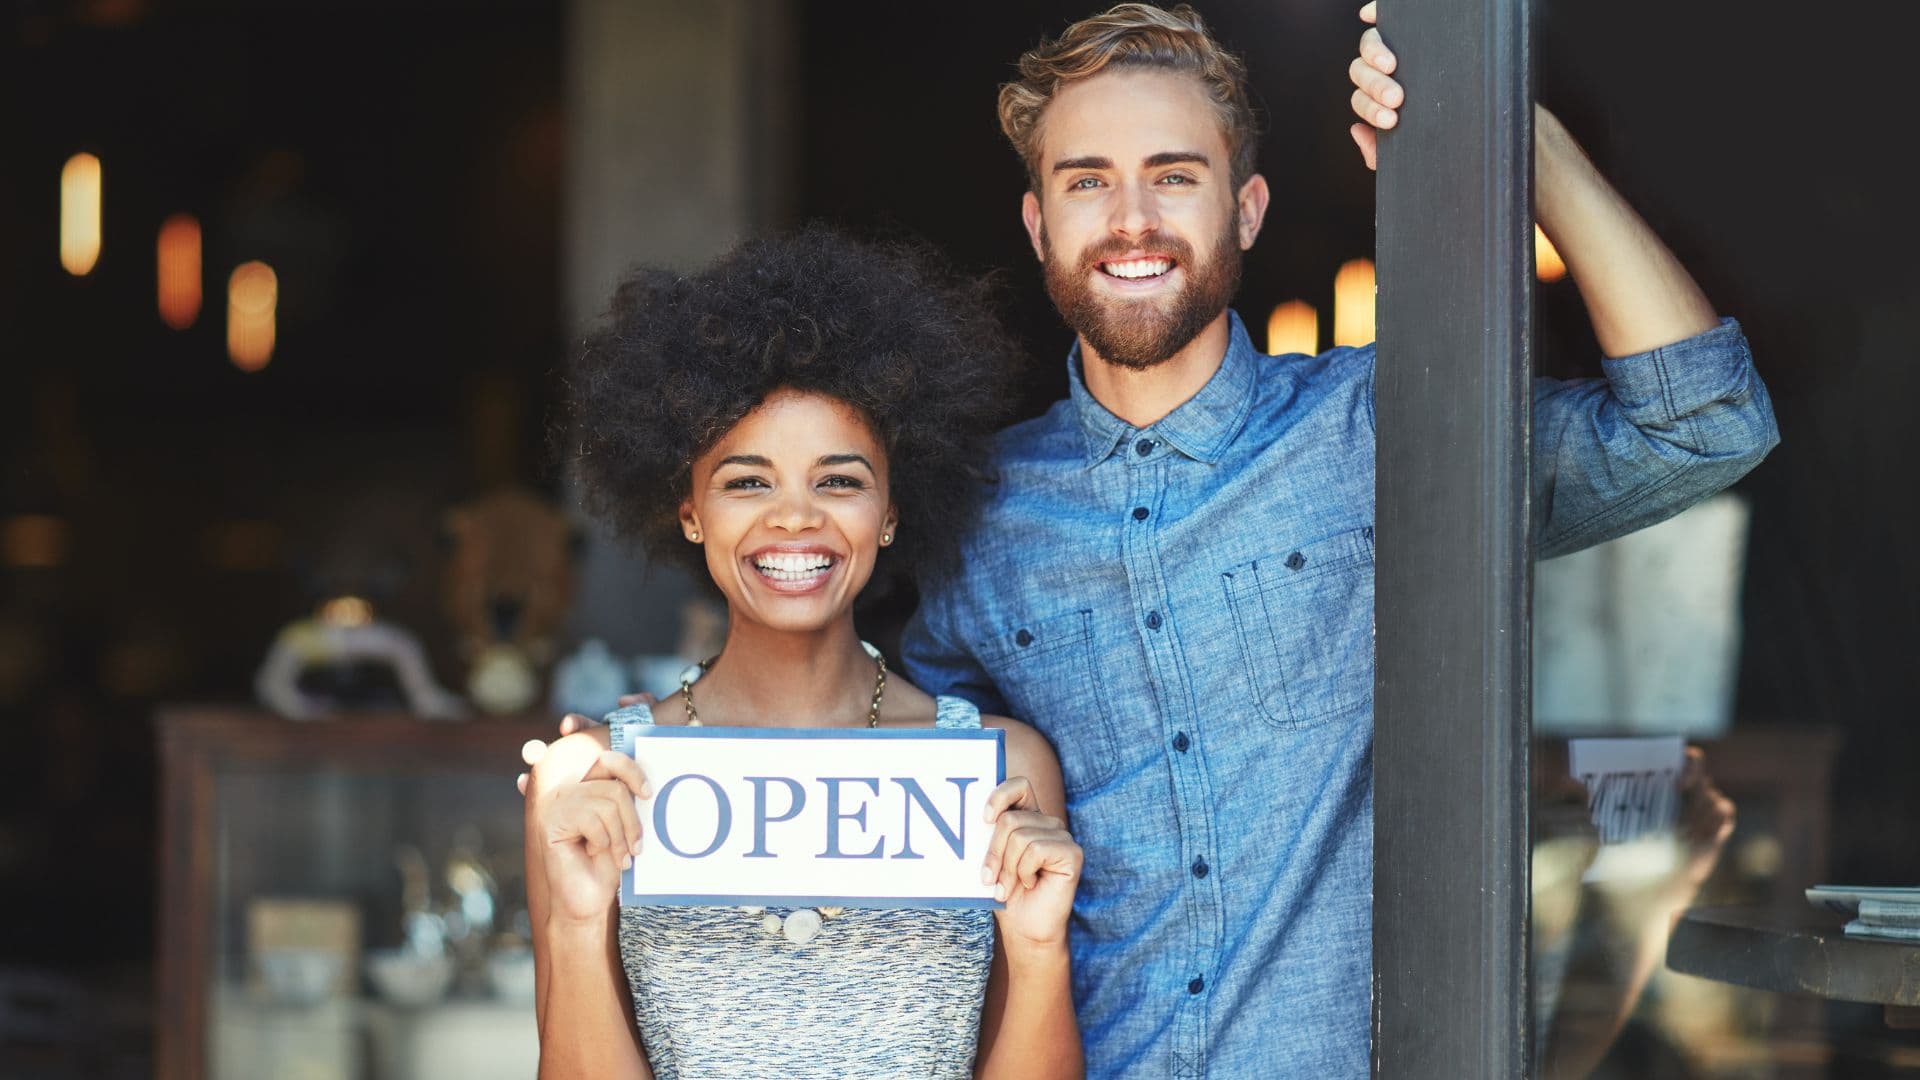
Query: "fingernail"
994 882 1008 902
623 854 633 869
981 864 996 884
640 784 653 799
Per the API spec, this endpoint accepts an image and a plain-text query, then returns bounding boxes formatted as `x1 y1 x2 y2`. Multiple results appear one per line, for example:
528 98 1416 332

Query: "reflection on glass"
1535 493 1751 738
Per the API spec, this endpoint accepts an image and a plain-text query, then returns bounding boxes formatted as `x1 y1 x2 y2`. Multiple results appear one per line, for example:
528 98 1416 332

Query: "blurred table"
1669 904 1920 1028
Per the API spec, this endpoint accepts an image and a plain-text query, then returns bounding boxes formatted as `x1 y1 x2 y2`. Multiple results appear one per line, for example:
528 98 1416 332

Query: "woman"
522 227 1085 1079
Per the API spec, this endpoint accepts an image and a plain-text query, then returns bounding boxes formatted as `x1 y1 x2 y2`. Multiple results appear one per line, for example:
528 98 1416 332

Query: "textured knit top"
600 693 996 1080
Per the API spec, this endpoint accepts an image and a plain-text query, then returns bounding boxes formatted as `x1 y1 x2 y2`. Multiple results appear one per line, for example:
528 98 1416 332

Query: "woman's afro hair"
561 224 1022 587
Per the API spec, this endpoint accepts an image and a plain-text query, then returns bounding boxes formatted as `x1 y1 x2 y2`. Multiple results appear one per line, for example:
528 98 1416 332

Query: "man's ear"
1236 173 1271 251
1021 191 1047 263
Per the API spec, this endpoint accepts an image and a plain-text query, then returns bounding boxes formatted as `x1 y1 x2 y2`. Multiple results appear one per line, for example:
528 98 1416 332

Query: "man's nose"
1111 180 1160 239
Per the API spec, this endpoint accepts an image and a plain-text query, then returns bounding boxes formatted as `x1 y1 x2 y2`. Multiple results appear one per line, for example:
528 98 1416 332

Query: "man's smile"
1099 256 1175 280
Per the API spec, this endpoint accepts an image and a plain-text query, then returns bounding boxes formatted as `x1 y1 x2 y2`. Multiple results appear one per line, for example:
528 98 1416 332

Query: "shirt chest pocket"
973 609 1123 795
1221 526 1375 729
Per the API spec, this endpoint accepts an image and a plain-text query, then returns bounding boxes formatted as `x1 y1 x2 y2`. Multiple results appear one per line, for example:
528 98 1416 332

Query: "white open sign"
616 726 1005 909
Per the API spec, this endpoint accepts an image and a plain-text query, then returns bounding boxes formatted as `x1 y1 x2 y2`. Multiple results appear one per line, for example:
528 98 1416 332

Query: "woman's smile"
746 544 842 594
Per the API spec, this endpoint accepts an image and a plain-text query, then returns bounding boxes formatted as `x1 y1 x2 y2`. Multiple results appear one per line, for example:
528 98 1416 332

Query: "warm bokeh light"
60 153 102 276
1266 300 1319 356
157 214 203 329
1535 225 1567 283
3 515 69 569
320 596 375 627
1332 258 1376 347
227 260 278 371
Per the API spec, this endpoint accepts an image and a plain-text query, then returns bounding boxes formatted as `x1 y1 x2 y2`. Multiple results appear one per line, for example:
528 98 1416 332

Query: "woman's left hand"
981 776 1083 950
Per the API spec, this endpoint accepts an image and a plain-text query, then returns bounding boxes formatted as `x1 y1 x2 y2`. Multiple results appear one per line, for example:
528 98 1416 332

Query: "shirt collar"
1066 309 1260 467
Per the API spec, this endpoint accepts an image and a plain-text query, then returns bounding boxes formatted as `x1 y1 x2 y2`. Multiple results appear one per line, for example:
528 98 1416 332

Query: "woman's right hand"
526 733 651 924
981 775 1083 952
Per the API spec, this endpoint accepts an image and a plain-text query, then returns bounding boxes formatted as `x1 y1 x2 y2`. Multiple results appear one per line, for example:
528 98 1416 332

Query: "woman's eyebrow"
715 454 773 469
817 453 874 471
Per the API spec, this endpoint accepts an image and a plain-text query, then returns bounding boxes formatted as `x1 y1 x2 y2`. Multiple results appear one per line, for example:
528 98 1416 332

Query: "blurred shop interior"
2 0 1918 1077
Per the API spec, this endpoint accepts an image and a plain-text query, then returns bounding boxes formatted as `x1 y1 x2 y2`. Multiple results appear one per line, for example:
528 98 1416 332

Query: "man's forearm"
1534 106 1720 358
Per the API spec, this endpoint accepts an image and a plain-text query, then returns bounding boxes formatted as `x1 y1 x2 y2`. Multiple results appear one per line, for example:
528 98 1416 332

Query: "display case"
157 708 554 1080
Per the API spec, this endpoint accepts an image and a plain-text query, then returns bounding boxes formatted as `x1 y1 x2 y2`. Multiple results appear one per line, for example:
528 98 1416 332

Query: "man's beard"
1042 214 1242 371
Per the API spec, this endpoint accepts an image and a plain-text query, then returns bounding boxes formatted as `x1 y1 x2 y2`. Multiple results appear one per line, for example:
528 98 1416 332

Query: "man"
897 3 1775 1076
532 3 1776 1073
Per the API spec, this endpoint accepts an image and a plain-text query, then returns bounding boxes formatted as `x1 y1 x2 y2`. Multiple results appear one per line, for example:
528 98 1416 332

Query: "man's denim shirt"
902 311 1778 1077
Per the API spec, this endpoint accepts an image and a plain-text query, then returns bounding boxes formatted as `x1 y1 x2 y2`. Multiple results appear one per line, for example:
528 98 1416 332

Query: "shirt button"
1285 551 1307 571
1015 629 1033 647
1135 438 1155 457
1132 506 1149 521
1172 732 1190 753
1188 976 1205 995
1192 858 1209 879
1145 611 1162 630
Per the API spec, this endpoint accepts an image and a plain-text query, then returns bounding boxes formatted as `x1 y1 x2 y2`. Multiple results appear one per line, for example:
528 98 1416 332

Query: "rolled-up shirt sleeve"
1531 317 1780 560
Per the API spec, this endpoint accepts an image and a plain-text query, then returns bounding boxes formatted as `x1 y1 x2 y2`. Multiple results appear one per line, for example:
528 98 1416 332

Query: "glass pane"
210 767 536 1080
1529 1 1920 1074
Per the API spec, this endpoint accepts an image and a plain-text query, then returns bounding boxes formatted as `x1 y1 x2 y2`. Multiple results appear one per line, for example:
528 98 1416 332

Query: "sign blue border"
621 726 1006 910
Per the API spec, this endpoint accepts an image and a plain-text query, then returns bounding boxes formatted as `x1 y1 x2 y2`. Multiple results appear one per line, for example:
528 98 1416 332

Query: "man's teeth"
754 554 834 581
1102 258 1173 280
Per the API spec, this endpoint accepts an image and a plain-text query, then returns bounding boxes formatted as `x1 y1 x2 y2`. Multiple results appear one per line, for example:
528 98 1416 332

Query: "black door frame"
1372 0 1535 1075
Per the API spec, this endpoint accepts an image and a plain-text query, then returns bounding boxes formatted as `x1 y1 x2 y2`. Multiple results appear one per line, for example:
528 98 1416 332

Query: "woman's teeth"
753 554 834 582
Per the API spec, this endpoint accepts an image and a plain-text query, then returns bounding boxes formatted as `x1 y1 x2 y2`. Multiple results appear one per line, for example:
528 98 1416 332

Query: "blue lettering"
818 777 883 859
891 777 977 860
652 773 732 858
744 776 806 858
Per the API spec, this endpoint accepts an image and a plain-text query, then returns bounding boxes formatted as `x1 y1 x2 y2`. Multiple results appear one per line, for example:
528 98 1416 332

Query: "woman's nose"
765 488 824 532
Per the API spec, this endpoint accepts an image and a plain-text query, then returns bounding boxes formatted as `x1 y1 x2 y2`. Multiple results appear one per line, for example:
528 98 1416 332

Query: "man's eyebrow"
1052 155 1114 173
715 454 772 468
1052 152 1212 174
818 453 875 471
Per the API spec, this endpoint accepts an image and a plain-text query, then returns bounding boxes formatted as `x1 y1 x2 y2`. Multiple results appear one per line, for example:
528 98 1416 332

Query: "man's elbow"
1701 383 1781 478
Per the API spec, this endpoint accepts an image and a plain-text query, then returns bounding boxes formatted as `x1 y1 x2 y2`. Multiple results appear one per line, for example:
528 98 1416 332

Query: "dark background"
3 0 1916 1071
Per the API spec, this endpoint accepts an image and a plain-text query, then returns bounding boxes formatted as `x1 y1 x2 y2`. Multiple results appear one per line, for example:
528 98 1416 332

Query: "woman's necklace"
677 642 888 944
679 643 887 728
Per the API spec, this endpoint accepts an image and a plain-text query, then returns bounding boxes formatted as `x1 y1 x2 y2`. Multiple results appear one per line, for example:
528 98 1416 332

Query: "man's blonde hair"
998 4 1260 193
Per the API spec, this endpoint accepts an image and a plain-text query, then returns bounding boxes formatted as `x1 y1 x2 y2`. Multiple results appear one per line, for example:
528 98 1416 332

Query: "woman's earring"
881 533 893 546
689 530 701 542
